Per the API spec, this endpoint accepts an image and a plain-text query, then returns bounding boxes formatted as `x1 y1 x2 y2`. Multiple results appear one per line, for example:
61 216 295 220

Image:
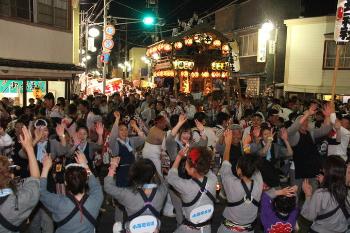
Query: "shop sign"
334 0 350 42
0 80 46 93
155 61 172 70
257 29 267 63
173 60 195 70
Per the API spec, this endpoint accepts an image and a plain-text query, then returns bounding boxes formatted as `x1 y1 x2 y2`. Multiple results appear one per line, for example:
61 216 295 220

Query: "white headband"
65 163 86 170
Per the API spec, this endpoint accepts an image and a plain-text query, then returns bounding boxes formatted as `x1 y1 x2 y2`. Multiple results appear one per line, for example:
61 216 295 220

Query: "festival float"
146 25 231 95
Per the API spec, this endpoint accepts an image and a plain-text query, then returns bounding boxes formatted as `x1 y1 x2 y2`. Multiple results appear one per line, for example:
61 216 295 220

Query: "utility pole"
125 23 128 80
102 0 108 94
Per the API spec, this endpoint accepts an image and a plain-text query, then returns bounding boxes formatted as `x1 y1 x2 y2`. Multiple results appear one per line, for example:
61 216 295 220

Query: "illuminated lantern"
193 34 202 43
203 34 213 44
222 72 229 78
174 42 183 50
222 44 230 55
213 39 221 47
184 38 193 46
188 61 194 70
164 44 172 52
202 71 210 78
211 62 216 70
146 49 151 57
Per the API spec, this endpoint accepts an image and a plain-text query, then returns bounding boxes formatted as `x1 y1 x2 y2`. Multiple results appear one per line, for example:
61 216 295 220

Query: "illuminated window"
239 32 258 57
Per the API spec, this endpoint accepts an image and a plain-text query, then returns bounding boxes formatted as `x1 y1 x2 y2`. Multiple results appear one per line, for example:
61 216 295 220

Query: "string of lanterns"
146 33 231 58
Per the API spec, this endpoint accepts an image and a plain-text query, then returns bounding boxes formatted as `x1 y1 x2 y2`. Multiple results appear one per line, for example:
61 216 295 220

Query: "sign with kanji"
334 0 350 42
0 80 46 93
102 53 110 63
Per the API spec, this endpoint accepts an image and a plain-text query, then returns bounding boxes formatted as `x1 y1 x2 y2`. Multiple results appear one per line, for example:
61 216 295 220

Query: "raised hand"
308 103 318 116
178 145 189 158
108 157 121 176
34 128 43 141
224 129 233 146
178 114 187 125
302 179 313 198
280 128 288 141
75 150 88 167
56 124 65 137
278 185 297 197
195 119 205 132
322 102 332 117
114 111 121 122
95 122 104 135
130 119 137 130
20 126 33 150
42 154 53 171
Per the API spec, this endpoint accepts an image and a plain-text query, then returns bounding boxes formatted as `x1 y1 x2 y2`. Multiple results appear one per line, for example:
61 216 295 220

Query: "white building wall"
284 16 350 94
0 19 73 64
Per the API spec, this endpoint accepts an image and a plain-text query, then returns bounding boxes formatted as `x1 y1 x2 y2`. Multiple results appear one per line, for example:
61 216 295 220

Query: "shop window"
239 32 258 57
0 0 31 20
36 0 69 29
323 40 350 69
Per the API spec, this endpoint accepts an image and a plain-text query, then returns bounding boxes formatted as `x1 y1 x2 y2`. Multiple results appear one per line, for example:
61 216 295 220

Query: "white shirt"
192 126 217 148
0 133 13 147
328 113 350 161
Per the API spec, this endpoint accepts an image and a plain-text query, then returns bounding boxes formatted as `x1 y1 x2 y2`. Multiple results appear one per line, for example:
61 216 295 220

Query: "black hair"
237 154 259 178
76 124 89 133
129 159 160 191
157 101 165 109
91 107 101 115
252 113 263 119
194 112 207 123
169 114 179 128
273 195 296 216
67 103 78 116
216 112 230 125
65 166 87 195
79 100 90 109
322 155 347 206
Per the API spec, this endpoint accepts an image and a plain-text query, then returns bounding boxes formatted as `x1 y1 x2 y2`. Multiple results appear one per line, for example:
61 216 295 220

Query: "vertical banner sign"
229 41 240 72
257 29 267 63
334 0 350 42
88 37 95 52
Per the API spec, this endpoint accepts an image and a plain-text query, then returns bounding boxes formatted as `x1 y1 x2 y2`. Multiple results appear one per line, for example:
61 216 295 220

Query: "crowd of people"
0 87 350 233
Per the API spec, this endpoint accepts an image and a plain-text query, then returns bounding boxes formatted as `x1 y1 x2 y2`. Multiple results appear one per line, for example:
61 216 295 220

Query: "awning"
0 58 84 80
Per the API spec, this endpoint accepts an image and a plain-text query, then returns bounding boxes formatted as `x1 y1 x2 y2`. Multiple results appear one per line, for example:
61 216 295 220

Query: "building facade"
284 16 350 97
215 0 302 96
0 0 82 106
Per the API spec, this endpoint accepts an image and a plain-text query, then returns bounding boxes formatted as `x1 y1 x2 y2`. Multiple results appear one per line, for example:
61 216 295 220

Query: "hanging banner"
230 41 240 72
88 37 95 52
257 29 267 62
334 0 350 42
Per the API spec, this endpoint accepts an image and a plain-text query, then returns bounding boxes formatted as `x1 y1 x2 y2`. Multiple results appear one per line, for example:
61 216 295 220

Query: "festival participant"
0 121 13 156
104 158 167 233
287 102 332 193
242 113 264 147
142 115 168 175
250 127 293 188
165 114 208 225
167 147 217 233
0 126 40 233
39 151 103 233
260 186 299 233
217 130 263 233
108 111 145 222
69 123 104 171
301 155 349 233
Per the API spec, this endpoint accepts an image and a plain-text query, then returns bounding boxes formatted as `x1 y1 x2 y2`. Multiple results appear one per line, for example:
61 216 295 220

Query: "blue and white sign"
129 215 157 233
189 204 214 224
105 25 116 37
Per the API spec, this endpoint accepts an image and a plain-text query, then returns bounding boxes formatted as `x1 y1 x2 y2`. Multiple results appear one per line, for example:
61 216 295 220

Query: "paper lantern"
213 40 221 47
184 38 193 46
164 44 172 52
174 42 183 50
203 34 213 44
221 72 229 78
201 71 210 78
194 34 202 43
191 71 199 78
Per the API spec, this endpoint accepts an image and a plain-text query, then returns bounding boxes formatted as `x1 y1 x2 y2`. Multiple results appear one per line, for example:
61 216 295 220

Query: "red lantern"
174 42 183 50
213 40 221 47
164 44 172 52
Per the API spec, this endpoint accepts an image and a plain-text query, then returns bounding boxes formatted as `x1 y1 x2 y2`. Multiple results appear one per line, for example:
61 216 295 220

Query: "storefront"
0 58 83 106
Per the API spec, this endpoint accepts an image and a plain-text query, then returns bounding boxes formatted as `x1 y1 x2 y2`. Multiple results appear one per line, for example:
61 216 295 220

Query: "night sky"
81 0 338 66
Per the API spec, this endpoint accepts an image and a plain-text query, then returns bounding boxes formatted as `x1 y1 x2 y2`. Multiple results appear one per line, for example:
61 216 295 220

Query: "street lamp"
88 27 100 38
